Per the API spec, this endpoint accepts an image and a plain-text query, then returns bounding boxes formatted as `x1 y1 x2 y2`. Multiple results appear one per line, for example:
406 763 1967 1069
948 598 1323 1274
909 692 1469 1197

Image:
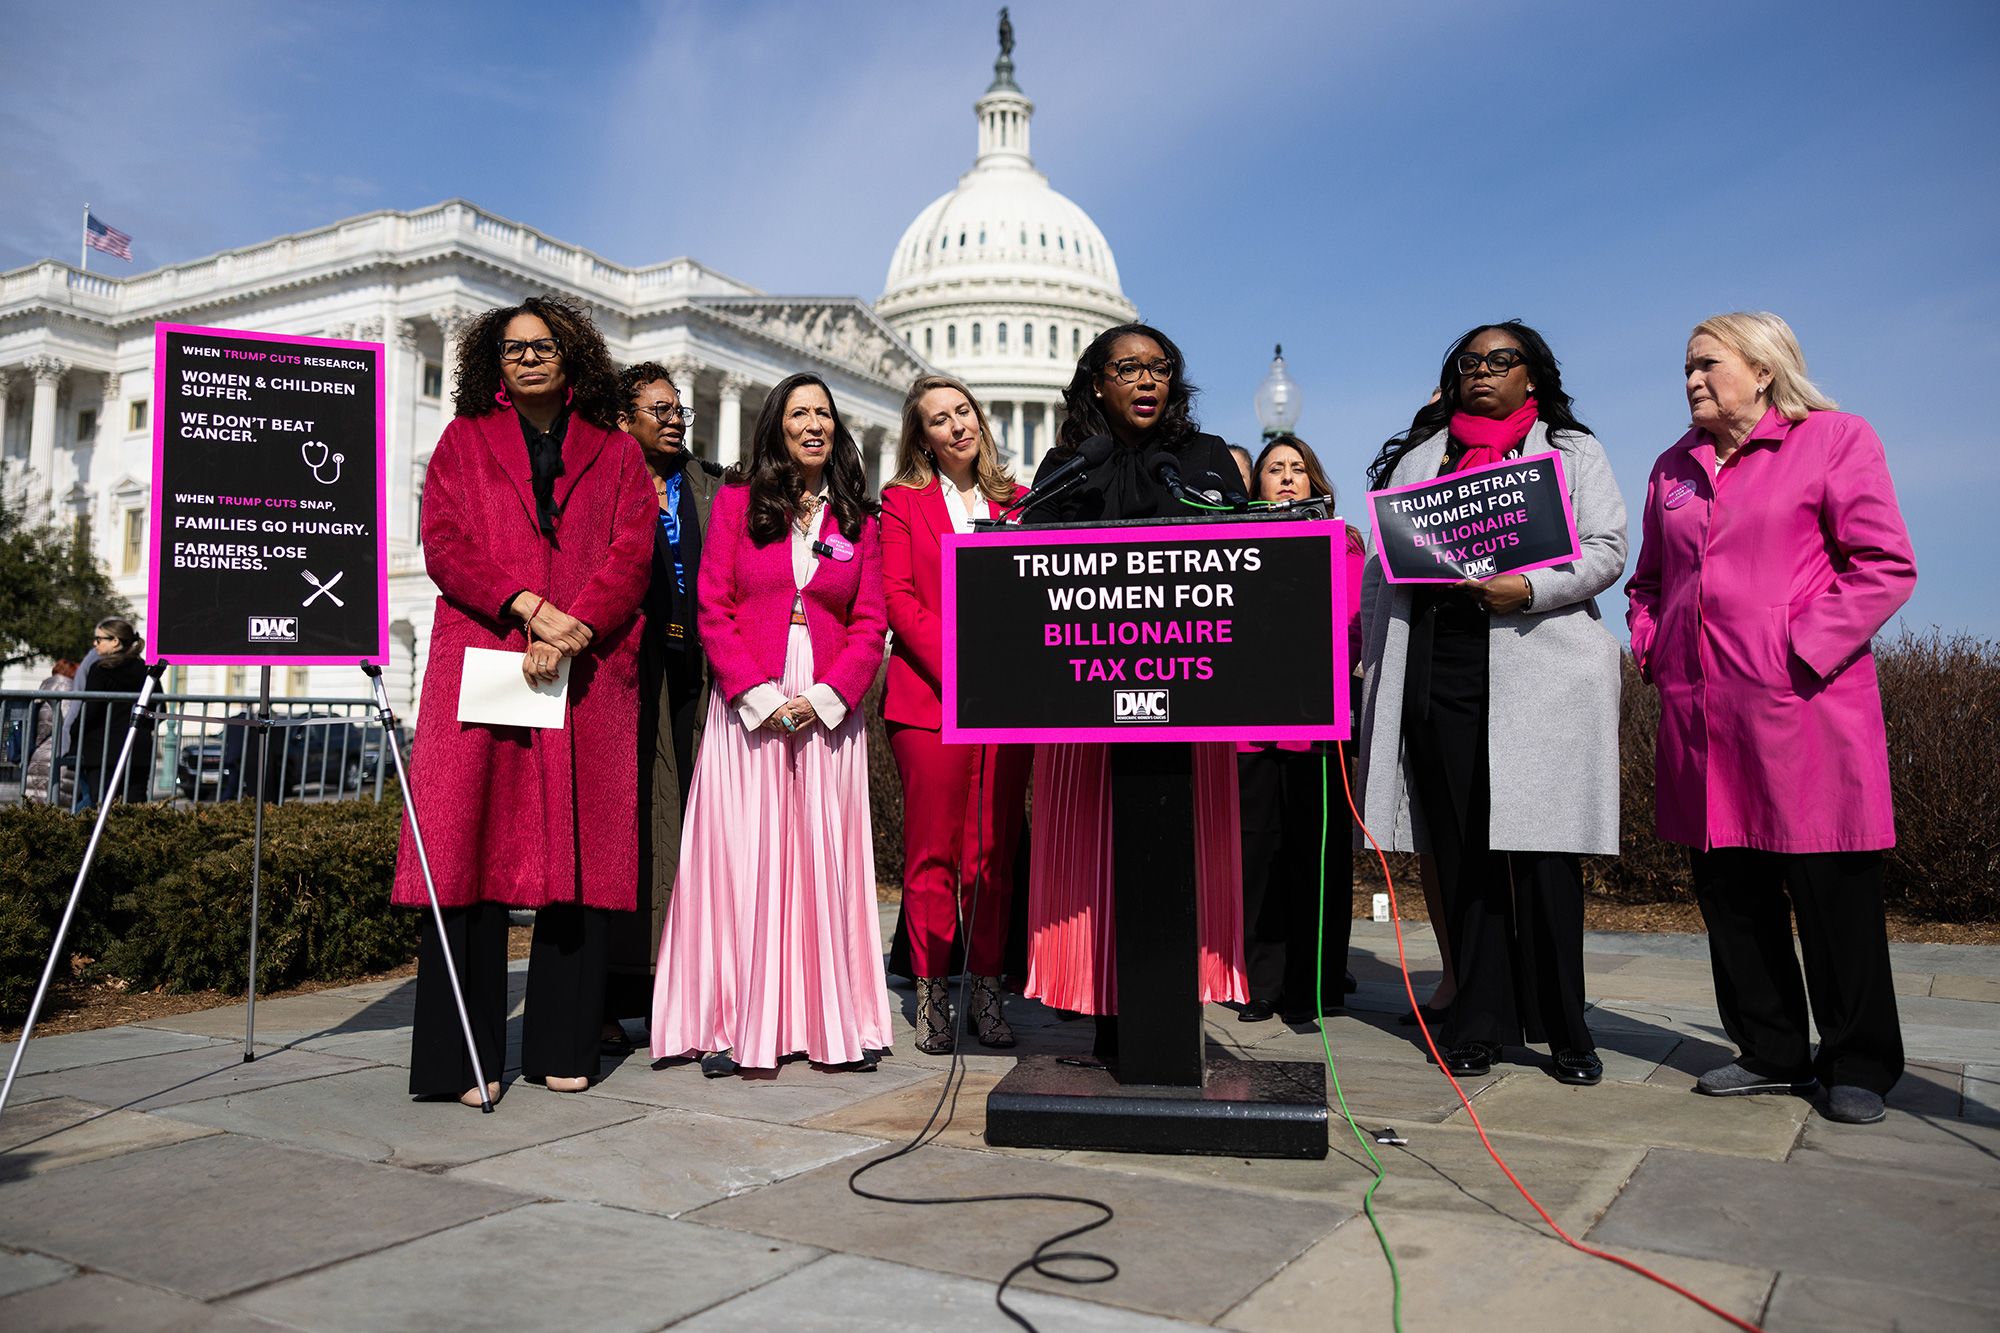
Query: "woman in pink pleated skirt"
651 374 892 1074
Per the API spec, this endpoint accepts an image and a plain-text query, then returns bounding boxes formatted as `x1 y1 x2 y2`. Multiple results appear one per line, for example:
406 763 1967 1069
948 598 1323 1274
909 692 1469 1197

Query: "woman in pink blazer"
880 374 1031 1054
397 295 656 1103
651 373 892 1075
1627 312 1916 1126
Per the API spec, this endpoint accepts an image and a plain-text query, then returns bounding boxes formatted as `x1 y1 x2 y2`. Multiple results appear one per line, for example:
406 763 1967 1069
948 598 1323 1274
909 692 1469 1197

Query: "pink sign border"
148 322 390 666
940 519 1351 745
1366 449 1582 585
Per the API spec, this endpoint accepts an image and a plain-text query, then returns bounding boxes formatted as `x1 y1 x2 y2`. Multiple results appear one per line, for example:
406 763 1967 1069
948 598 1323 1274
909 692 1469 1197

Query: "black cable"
846 743 1120 1330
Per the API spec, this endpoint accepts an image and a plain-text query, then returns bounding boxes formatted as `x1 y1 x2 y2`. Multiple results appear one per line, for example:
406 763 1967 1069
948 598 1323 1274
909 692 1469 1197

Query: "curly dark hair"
1052 322 1201 455
451 294 621 428
1365 320 1592 491
738 373 879 546
615 360 681 418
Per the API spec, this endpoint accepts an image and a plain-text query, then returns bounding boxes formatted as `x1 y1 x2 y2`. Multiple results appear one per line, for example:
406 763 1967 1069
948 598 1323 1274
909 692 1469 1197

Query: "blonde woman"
879 374 1030 1053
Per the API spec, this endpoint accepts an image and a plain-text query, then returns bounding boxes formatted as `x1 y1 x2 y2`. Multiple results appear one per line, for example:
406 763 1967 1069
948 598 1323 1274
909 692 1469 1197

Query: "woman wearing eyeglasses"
600 361 724 1051
395 294 656 1105
1356 322 1626 1084
71 618 152 808
650 373 892 1077
1025 323 1248 1064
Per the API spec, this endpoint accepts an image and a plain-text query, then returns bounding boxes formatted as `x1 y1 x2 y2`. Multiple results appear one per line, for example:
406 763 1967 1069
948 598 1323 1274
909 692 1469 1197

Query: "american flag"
85 212 132 261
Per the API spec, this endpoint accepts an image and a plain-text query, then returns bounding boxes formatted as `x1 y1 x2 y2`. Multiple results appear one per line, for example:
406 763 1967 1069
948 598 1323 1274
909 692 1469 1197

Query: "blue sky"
4 1 1994 637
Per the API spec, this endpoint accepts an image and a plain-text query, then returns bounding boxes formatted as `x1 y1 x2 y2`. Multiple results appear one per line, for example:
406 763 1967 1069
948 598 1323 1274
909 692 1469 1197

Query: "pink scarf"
1448 397 1539 473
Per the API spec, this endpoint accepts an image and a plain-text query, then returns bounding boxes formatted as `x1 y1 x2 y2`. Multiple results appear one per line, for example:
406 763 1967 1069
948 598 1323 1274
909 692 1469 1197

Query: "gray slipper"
1823 1085 1887 1124
1694 1061 1816 1097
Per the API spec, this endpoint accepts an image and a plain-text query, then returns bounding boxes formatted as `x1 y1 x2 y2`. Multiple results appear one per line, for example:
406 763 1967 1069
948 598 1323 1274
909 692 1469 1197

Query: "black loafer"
1552 1049 1603 1086
1238 999 1278 1023
1441 1043 1497 1077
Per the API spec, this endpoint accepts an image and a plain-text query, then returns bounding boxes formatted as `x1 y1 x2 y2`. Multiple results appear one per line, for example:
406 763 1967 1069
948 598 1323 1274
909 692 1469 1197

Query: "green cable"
1174 494 1236 512
1318 750 1403 1330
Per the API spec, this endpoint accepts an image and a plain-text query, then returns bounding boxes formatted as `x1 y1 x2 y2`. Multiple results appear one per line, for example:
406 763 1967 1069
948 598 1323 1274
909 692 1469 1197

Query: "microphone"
1005 434 1118 521
1147 449 1192 502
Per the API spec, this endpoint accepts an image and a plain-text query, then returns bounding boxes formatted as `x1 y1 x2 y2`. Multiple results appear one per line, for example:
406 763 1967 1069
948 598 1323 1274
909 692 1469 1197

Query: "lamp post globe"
1254 343 1300 441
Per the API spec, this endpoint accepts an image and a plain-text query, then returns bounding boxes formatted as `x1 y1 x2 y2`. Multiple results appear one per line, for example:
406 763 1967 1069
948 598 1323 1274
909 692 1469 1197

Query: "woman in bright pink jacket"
1626 312 1916 1126
651 373 892 1075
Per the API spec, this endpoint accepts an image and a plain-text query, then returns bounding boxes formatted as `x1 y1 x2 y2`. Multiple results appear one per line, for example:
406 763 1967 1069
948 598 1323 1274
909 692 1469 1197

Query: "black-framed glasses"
1456 348 1527 376
1105 358 1174 384
639 404 696 425
92 633 119 643
498 337 560 363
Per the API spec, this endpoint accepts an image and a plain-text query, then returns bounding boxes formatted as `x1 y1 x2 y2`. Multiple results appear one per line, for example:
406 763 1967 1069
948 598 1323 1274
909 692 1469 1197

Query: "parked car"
175 711 371 801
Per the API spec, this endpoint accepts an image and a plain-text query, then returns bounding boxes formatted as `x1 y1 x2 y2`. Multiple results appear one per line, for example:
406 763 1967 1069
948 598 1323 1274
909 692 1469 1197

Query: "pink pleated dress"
1025 741 1249 1014
650 626 892 1070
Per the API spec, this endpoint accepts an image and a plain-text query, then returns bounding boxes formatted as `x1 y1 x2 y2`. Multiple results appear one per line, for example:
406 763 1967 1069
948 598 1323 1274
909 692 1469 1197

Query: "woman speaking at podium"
1025 324 1248 1063
881 374 1031 1054
398 295 656 1104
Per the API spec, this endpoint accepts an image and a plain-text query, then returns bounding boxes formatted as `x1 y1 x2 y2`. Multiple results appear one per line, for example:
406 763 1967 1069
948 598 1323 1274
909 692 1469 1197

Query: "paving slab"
0 1025 223 1076
0 1095 217 1181
1581 930 1715 961
230 1200 819 1332
584 1051 938 1124
1883 942 2000 978
0 1248 72 1301
1892 994 2000 1030
1762 1270 1998 1332
805 1069 1058 1158
0 1133 528 1299
1964 1063 2000 1124
5 1040 381 1113
157 1064 645 1168
1884 1059 1964 1116
1932 974 2000 1004
0 1273 291 1331
1220 1211 1773 1333
447 1107 879 1216
1791 1106 2000 1182
1448 1069 1809 1159
680 1251 1206 1331
687 1142 1343 1322
1591 1147 2000 1302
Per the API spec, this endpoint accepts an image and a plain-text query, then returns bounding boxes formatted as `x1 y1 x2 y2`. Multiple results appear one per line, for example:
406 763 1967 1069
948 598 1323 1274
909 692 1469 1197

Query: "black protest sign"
1366 450 1580 584
148 323 386 663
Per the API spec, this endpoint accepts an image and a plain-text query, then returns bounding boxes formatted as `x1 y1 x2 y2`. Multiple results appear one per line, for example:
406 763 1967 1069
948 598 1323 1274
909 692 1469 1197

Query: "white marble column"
1009 400 1025 467
869 424 896 493
1041 399 1058 466
434 305 473 415
663 356 702 453
0 371 14 470
717 373 751 469
26 356 65 516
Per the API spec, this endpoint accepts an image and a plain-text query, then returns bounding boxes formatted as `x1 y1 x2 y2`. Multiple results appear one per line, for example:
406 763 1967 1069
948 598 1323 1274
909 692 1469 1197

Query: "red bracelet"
526 595 546 626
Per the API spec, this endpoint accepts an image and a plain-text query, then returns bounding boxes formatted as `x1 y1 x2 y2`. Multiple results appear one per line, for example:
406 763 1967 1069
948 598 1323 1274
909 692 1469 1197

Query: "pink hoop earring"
494 388 512 409
565 385 575 406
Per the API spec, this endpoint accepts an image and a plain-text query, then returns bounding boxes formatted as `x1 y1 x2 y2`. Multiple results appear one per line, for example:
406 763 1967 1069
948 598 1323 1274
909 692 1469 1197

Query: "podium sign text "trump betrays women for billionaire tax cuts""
1367 451 1581 585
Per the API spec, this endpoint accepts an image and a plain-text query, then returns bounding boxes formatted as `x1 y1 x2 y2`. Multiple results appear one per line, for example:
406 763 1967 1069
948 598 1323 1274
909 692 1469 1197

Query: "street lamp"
1253 343 1300 440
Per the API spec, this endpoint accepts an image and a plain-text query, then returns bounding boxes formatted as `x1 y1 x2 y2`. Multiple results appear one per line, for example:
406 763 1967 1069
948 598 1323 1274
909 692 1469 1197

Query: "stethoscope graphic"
301 440 343 485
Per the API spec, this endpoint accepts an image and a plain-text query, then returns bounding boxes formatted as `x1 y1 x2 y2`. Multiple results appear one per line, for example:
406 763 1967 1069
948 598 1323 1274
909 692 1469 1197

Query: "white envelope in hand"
457 647 569 729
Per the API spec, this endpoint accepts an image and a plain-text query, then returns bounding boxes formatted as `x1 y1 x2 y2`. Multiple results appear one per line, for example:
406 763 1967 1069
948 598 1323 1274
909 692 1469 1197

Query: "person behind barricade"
600 361 725 1052
73 620 152 809
1024 323 1248 1066
395 294 655 1104
880 373 1031 1054
1355 322 1625 1084
1627 312 1915 1126
23 657 78 803
1234 434 1365 1025
650 372 891 1076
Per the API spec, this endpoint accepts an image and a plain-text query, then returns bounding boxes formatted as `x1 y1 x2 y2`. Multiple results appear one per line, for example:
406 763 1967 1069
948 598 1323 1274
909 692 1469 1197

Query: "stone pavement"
3 915 1997 1331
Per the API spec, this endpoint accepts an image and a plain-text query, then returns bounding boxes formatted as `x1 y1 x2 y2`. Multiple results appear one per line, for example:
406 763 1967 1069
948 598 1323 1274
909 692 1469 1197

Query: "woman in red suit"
396 295 656 1104
880 374 1032 1054
651 373 892 1075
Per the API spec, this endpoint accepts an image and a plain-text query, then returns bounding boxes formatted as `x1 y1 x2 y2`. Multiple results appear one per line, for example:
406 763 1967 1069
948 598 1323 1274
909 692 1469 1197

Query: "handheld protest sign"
1367 450 1581 584
941 518 1350 744
148 324 388 664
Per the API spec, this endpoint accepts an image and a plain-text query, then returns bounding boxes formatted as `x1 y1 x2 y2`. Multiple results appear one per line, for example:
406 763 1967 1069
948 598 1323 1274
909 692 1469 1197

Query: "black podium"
940 512 1350 1160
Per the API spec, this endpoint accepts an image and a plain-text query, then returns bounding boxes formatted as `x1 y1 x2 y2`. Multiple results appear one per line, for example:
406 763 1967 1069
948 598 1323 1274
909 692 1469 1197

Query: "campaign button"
1664 480 1697 510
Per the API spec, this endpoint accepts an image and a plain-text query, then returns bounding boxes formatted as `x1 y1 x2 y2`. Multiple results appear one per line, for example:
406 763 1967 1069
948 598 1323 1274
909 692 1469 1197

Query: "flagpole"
80 202 88 274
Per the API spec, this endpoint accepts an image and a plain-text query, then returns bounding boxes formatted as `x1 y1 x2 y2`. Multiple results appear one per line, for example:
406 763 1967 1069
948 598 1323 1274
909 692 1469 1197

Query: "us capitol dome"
875 17 1138 467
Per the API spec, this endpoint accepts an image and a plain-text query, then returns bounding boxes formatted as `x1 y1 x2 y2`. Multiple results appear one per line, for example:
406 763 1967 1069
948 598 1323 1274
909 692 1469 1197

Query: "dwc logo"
248 616 299 642
1113 689 1170 723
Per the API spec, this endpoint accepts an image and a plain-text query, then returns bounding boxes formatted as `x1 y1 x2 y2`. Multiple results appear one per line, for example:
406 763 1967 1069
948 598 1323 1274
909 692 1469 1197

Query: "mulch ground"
11 896 1995 1043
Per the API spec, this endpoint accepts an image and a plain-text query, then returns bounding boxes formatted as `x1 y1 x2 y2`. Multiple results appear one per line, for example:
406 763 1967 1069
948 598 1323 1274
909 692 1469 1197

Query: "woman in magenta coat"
651 373 893 1075
880 373 1031 1054
395 295 656 1103
1627 311 1916 1126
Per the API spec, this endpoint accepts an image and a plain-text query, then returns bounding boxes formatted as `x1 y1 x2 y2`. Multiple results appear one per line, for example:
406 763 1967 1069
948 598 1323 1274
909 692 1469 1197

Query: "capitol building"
0 26 1136 717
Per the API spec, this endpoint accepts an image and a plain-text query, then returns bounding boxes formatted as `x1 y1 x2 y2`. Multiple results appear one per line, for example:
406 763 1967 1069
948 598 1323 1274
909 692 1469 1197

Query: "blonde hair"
1691 312 1837 422
887 374 1018 505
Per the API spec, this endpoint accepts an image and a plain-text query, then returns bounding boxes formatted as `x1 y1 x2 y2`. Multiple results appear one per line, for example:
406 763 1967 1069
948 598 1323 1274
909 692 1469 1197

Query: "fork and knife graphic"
302 569 345 607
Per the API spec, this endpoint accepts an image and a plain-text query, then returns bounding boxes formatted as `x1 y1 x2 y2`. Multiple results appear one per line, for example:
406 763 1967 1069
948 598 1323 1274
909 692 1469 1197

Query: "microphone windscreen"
1077 434 1117 466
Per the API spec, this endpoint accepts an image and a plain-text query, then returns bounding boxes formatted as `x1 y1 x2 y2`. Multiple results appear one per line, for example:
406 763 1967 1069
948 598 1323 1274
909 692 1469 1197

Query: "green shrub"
0 803 106 1020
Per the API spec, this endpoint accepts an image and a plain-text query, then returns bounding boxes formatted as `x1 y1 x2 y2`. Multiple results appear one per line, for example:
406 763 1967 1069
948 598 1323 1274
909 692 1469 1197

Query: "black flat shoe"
1551 1049 1603 1086
1238 999 1278 1023
699 1050 739 1078
1438 1042 1497 1077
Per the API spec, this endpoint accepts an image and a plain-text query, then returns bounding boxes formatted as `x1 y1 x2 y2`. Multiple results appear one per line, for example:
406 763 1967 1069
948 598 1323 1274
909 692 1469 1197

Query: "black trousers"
409 901 608 1095
1691 848 1903 1095
1238 746 1354 1010
607 646 705 1022
1403 617 1592 1054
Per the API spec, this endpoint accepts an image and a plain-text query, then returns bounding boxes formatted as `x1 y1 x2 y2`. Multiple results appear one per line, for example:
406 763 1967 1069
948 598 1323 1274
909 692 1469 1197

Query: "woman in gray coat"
1357 322 1626 1084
